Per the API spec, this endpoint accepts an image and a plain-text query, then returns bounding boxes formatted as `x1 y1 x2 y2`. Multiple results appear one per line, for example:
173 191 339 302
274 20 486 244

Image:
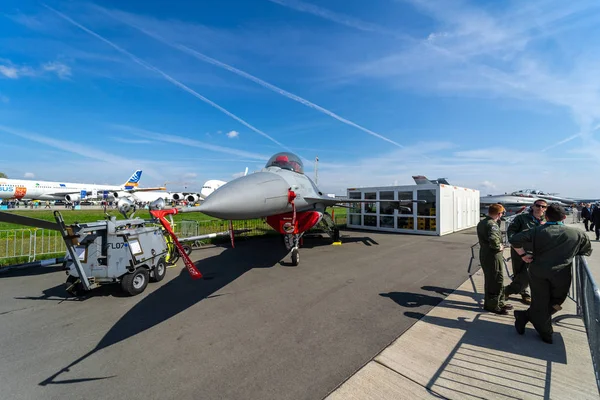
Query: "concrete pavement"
327 223 599 400
0 230 477 400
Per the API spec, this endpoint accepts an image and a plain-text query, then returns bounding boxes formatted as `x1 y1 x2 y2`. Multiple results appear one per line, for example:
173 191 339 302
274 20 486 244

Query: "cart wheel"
166 249 180 265
291 248 299 266
181 244 192 256
65 275 83 296
151 258 167 283
121 268 150 296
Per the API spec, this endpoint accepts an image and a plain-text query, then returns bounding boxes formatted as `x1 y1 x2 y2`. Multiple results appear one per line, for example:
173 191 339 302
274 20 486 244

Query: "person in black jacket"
581 203 592 231
592 203 600 241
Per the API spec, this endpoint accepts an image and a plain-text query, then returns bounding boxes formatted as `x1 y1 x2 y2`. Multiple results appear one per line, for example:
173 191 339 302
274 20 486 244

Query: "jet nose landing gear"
284 233 301 266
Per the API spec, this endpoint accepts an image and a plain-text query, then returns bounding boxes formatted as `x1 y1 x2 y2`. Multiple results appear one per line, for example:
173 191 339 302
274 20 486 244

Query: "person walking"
504 199 547 304
581 203 592 231
592 203 600 241
510 204 592 344
477 204 512 315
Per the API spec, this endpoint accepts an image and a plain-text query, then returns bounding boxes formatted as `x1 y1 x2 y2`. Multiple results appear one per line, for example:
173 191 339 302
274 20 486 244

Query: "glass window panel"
380 201 398 215
416 217 437 231
349 191 361 213
349 214 361 225
380 216 394 228
397 191 414 215
364 192 376 214
417 190 437 217
397 216 414 230
380 191 394 200
364 215 377 226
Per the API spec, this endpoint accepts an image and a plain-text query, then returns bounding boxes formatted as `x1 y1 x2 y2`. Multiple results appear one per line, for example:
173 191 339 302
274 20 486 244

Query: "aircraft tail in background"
412 175 450 185
123 170 142 189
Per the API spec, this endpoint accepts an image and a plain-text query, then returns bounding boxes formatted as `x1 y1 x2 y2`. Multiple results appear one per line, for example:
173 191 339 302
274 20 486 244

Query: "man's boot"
514 310 528 335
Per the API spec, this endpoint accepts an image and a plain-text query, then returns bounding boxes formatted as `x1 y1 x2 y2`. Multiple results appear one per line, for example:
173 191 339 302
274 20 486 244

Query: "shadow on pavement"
0 265 64 278
380 292 480 313
39 239 289 386
400 308 567 399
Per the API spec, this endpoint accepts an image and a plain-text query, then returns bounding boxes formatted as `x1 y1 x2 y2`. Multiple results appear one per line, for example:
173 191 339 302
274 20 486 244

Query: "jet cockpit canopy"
265 152 304 174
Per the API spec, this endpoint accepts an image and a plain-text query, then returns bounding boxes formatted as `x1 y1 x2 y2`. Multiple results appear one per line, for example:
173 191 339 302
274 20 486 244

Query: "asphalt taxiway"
0 229 477 400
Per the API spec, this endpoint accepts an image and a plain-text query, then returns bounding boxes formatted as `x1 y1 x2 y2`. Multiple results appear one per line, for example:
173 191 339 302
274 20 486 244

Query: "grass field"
0 207 348 267
0 207 348 231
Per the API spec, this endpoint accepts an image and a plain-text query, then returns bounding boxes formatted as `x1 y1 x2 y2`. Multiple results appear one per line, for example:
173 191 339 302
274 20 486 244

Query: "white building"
346 184 480 236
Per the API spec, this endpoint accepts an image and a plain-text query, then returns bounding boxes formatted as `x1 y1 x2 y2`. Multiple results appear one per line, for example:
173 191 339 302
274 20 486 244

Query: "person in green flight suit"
504 199 547 304
510 203 592 344
477 204 512 314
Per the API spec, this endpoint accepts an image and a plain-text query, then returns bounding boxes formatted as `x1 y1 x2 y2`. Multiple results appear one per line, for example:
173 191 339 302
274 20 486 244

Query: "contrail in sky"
108 14 405 148
42 4 291 151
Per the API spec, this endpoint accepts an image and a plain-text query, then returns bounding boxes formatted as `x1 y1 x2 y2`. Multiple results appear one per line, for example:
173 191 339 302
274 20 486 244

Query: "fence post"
32 230 37 262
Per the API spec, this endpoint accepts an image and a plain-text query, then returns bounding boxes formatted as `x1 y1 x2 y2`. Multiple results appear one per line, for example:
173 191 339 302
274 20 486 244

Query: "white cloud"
480 180 496 190
0 125 165 180
183 172 197 178
311 141 597 197
42 61 72 79
426 32 448 42
226 130 239 138
0 66 19 79
114 124 268 160
111 136 152 144
24 172 35 178
0 60 71 79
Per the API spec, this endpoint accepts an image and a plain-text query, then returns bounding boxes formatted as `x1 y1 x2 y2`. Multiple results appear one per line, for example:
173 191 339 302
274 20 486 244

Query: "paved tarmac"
0 229 476 400
329 222 599 399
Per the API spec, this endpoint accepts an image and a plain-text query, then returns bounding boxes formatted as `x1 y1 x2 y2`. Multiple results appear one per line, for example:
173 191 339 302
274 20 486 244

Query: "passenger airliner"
0 170 164 202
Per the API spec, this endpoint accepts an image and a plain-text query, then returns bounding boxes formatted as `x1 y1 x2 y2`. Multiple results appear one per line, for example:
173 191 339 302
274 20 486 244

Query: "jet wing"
303 197 423 207
0 211 61 231
126 187 167 192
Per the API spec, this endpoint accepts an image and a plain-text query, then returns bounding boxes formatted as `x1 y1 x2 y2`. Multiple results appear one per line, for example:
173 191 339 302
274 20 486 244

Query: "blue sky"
1 0 600 196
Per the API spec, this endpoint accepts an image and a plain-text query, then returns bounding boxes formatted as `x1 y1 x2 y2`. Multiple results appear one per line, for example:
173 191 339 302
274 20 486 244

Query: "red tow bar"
150 209 203 280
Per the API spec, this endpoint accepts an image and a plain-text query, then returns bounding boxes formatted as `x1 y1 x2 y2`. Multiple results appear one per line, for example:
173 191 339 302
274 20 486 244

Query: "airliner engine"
65 194 81 202
172 193 185 201
186 194 199 203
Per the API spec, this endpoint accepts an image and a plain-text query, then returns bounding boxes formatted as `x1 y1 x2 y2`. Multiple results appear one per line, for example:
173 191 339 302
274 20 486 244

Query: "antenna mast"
314 156 319 184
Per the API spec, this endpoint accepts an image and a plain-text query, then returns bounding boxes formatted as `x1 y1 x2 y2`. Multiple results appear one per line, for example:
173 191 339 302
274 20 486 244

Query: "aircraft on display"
510 189 574 205
412 175 579 215
119 168 249 205
412 175 450 185
0 170 165 202
164 152 416 266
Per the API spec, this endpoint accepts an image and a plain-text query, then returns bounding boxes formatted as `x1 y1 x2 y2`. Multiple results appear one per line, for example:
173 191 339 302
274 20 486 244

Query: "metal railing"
1 214 349 267
0 229 66 266
559 256 600 394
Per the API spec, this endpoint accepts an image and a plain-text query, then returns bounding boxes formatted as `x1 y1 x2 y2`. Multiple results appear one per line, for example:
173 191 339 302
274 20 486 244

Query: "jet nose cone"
199 172 290 219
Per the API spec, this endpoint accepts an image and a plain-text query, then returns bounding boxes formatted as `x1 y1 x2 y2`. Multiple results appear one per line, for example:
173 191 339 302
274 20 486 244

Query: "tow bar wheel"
291 248 299 266
121 268 150 296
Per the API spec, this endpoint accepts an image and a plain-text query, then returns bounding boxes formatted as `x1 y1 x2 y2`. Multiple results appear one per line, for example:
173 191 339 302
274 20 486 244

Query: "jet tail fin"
412 175 433 185
123 170 142 190
412 175 450 185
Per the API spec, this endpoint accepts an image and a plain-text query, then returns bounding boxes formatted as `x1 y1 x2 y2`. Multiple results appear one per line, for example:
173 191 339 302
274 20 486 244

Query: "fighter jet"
180 152 415 266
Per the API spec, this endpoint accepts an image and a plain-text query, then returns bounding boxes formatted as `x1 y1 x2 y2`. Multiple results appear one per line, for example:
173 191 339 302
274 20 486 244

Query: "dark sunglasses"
534 204 547 209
